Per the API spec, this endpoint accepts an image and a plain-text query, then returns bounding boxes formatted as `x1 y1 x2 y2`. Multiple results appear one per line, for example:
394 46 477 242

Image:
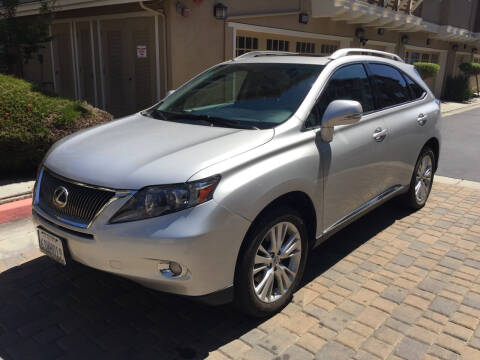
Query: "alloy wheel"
414 154 433 205
252 222 302 303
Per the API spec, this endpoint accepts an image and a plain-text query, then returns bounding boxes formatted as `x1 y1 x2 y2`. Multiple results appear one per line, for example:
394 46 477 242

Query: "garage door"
100 17 157 117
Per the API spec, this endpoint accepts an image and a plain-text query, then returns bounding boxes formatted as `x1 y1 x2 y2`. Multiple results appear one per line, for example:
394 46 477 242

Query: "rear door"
311 63 389 232
365 63 432 188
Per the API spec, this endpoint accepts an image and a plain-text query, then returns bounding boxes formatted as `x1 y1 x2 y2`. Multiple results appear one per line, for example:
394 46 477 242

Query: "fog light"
158 260 189 279
169 261 182 276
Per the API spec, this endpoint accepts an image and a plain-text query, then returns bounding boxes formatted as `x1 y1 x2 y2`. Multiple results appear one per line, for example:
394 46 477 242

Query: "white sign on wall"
136 45 147 58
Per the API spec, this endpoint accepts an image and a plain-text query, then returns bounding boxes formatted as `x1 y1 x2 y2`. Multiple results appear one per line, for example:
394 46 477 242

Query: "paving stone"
240 329 267 346
392 254 415 267
381 285 409 304
279 344 314 360
395 337 430 360
462 292 480 310
429 296 459 316
418 277 446 293
391 304 423 324
374 326 403 346
295 333 326 354
357 307 389 329
242 345 276 360
257 328 297 355
315 341 354 360
318 309 353 332
361 337 393 359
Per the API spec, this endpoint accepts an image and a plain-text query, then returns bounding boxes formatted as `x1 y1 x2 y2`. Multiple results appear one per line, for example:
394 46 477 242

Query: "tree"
459 62 480 96
0 0 53 77
413 62 440 80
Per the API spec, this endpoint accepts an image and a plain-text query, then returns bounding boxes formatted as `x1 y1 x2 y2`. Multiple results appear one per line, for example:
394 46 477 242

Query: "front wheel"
402 147 435 210
234 207 309 317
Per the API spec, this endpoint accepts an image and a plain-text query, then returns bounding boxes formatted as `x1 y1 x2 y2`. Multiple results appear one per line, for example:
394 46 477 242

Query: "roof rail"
329 48 404 63
234 51 299 60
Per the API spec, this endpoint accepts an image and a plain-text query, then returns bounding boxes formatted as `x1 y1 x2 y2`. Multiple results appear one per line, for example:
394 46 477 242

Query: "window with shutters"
236 36 258 56
319 44 338 56
266 39 290 51
296 42 316 54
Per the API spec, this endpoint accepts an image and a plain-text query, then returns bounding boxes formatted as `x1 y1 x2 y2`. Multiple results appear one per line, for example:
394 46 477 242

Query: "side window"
314 64 374 123
368 63 411 108
404 74 426 100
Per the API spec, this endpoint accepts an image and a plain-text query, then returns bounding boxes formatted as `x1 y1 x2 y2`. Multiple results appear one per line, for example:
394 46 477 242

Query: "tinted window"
157 63 323 129
404 74 426 100
368 64 411 108
313 64 374 124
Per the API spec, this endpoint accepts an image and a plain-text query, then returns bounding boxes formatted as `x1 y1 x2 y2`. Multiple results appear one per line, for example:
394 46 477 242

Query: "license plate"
38 229 67 265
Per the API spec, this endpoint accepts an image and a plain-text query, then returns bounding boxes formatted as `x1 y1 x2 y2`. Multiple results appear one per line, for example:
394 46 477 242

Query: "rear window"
404 74 427 100
368 63 411 109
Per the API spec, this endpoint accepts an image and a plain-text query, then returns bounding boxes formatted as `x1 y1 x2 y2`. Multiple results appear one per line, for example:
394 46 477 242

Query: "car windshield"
151 63 324 129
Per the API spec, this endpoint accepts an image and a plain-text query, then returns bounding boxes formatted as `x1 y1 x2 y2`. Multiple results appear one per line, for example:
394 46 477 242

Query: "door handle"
373 127 388 142
417 113 427 126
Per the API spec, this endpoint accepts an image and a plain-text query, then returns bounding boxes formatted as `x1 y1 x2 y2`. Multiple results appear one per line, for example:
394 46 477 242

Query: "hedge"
0 74 113 177
443 75 474 102
413 62 440 80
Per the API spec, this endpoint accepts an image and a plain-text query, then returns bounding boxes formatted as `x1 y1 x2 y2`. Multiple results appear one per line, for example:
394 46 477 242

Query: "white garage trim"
97 19 106 109
227 22 353 54
89 20 98 107
49 25 57 93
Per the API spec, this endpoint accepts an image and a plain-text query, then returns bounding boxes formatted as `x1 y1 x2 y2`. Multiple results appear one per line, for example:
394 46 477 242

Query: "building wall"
16 0 480 115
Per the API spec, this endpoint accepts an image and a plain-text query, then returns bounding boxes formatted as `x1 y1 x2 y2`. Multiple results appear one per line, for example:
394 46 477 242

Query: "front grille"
37 170 116 227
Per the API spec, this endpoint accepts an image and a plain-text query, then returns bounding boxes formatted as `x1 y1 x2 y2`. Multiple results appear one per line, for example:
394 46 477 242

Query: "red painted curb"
0 198 32 224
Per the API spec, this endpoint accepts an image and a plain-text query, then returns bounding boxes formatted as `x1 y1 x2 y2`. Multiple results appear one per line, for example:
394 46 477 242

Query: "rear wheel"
402 147 435 210
234 207 309 317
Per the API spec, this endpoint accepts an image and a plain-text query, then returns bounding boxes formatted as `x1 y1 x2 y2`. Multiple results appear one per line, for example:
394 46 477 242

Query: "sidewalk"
441 97 480 116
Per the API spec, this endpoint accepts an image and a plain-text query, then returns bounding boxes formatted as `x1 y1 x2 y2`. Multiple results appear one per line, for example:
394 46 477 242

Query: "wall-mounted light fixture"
452 44 459 51
356 28 365 39
213 2 228 20
355 28 368 46
401 35 409 44
176 2 191 16
377 28 385 36
299 12 309 24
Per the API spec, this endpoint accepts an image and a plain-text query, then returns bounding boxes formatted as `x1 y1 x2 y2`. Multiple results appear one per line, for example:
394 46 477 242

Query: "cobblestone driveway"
1 178 480 360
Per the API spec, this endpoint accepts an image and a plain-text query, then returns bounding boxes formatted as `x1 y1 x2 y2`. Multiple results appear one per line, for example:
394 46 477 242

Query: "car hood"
44 113 274 189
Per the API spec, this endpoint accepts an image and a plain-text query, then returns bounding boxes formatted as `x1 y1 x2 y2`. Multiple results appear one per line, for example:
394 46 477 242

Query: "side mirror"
320 100 362 142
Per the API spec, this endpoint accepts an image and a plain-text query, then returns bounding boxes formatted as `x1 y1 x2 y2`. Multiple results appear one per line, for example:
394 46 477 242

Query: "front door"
309 63 390 232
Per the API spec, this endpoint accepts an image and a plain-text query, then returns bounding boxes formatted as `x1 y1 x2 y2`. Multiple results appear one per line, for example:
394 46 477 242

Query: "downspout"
139 1 168 96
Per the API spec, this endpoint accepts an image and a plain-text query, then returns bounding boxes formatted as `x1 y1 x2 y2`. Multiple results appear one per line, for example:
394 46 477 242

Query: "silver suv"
33 49 441 317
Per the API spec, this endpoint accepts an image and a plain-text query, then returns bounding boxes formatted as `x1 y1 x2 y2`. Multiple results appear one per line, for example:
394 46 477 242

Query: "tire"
234 207 309 318
402 147 435 210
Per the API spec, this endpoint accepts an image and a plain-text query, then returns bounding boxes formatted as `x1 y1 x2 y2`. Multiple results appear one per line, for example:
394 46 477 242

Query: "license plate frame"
38 228 67 266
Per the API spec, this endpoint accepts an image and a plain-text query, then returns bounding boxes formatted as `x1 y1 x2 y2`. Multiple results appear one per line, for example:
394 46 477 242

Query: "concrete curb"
434 175 480 189
0 198 32 224
441 102 480 117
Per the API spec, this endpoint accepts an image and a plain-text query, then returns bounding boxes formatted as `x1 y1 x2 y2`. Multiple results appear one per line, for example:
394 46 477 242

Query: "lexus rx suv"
33 49 441 317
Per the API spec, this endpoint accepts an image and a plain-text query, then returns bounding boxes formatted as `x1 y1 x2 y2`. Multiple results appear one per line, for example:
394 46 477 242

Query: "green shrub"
413 62 440 80
443 75 474 102
0 74 112 177
459 62 480 94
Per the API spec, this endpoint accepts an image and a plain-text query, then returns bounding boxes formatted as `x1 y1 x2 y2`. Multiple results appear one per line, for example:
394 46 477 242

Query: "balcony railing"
360 0 423 15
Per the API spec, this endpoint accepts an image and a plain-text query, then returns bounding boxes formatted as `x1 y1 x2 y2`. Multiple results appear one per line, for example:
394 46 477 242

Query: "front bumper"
32 199 251 297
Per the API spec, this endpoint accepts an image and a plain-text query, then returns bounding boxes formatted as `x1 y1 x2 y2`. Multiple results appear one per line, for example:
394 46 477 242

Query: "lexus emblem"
53 186 69 208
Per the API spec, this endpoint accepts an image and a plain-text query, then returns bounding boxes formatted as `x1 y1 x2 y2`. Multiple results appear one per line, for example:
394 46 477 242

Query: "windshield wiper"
168 112 259 130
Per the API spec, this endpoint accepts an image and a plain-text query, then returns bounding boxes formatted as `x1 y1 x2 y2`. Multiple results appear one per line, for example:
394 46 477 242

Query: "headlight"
109 175 220 223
